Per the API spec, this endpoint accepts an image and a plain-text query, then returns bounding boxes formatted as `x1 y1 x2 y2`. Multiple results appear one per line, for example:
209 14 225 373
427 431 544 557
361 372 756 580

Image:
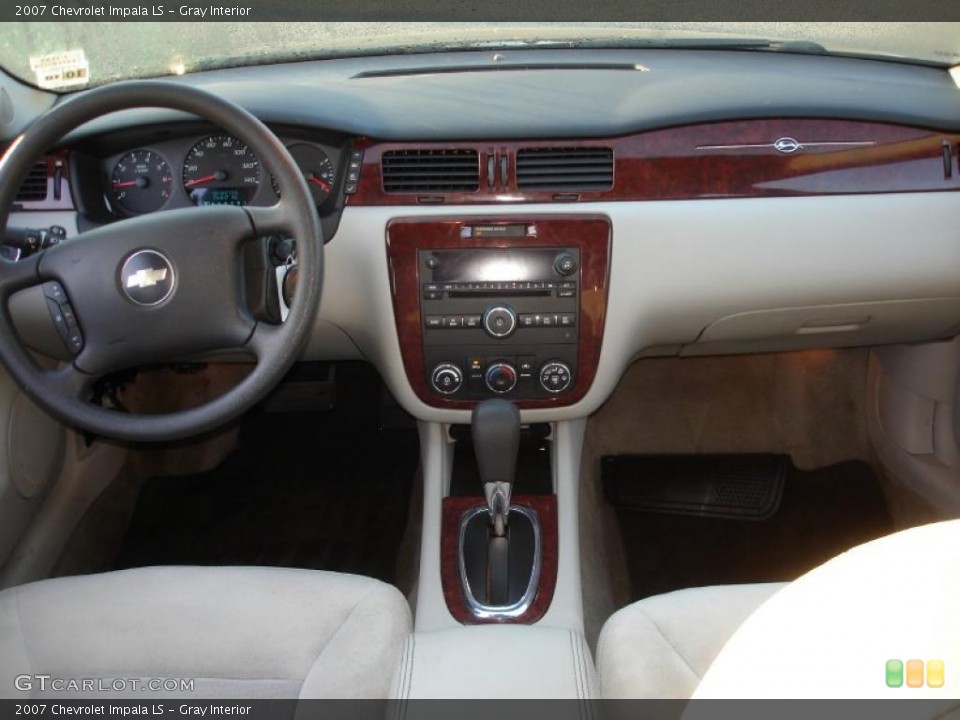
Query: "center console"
386 215 611 408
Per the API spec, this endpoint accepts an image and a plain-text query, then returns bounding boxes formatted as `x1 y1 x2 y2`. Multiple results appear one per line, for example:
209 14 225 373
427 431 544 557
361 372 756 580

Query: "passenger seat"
596 583 786 699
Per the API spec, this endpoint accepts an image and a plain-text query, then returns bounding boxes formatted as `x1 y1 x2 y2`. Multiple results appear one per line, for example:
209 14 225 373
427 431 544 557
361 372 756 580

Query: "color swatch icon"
886 659 944 688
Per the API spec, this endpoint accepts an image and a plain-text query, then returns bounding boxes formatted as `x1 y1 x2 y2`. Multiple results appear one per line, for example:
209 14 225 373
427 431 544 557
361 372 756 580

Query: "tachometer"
182 134 261 206
110 150 172 214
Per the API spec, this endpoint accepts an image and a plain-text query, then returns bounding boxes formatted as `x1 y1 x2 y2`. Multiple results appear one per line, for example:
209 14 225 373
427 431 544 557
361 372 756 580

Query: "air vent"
15 162 48 202
382 149 479 193
516 147 613 191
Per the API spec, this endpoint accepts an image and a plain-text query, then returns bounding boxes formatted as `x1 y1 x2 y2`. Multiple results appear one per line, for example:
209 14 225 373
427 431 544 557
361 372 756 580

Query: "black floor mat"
115 365 419 585
603 455 893 601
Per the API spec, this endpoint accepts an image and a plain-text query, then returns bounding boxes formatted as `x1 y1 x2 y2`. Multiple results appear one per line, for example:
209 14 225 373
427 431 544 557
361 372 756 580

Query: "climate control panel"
419 244 579 400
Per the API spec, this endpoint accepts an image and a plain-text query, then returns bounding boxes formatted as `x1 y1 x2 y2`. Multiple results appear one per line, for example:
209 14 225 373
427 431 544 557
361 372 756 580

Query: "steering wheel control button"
430 363 464 395
120 250 175 306
45 297 84 356
482 305 518 338
485 362 518 394
540 361 573 394
554 252 578 276
42 281 67 303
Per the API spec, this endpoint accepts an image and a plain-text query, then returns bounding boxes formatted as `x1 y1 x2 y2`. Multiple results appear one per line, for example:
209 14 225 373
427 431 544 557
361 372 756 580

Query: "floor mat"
603 455 893 601
114 367 419 585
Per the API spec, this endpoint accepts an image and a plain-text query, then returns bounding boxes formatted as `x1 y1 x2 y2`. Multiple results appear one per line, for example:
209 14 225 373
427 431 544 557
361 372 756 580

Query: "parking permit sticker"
29 49 89 90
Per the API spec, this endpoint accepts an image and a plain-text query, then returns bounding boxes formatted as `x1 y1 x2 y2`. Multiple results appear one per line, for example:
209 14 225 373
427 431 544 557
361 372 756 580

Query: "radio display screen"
431 249 561 283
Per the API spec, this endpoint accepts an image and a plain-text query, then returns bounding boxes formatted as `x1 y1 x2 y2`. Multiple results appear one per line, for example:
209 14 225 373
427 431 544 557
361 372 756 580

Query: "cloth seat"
596 583 786 699
0 565 411 699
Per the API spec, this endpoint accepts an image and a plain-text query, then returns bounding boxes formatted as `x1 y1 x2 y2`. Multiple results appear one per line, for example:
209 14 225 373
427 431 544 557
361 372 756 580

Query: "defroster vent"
15 162 48 202
382 149 480 193
516 147 613 191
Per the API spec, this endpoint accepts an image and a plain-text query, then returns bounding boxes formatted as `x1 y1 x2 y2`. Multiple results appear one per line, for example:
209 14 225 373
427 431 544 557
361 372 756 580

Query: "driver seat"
0 566 411 699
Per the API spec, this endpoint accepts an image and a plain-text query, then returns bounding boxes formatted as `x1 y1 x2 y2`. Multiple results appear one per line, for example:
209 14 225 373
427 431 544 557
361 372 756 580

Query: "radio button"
431 363 464 395
445 316 463 329
425 316 444 330
482 305 518 338
464 315 482 329
541 314 557 328
559 313 576 327
485 362 518 394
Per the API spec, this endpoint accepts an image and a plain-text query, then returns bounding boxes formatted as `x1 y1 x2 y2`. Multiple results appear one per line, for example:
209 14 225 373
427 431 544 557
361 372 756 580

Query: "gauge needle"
184 173 221 188
308 174 331 192
113 180 138 188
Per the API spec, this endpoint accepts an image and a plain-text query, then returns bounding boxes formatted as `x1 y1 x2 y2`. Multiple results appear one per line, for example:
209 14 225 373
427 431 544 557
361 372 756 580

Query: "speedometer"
182 134 261 206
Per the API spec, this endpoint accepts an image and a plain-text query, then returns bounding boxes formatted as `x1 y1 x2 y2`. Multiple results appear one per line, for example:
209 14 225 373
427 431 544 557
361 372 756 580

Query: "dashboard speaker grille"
382 149 480 193
15 162 48 202
516 147 613 191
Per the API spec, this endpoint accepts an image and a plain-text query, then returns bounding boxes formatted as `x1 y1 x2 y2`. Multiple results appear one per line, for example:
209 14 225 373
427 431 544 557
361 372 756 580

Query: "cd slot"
448 289 552 299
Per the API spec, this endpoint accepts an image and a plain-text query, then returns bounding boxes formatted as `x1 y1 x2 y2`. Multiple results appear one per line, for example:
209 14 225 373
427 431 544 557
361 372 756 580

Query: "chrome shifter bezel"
457 504 542 621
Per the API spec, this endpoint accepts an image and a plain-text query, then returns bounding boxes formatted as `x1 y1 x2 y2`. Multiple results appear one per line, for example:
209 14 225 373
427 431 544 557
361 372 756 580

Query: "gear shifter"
471 398 520 537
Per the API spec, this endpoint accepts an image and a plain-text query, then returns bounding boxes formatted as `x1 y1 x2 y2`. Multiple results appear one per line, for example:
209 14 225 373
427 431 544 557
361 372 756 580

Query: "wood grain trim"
440 495 558 625
386 215 610 410
349 120 960 205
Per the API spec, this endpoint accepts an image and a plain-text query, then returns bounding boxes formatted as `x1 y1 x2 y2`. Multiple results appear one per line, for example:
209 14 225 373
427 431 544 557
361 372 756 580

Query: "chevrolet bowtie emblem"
126 268 168 289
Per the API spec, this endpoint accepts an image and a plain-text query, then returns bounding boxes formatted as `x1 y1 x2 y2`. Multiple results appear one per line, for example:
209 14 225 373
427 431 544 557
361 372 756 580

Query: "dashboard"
7 47 960 423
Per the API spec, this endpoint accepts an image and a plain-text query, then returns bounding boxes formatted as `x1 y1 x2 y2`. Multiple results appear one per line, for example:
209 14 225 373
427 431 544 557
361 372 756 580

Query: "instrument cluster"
101 132 342 218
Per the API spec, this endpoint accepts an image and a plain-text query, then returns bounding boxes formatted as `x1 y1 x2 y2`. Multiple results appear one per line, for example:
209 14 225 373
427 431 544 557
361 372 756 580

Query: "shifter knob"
471 399 521 487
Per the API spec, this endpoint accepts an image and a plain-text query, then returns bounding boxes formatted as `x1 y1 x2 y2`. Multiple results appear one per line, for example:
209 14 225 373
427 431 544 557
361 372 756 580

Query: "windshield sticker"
29 49 89 90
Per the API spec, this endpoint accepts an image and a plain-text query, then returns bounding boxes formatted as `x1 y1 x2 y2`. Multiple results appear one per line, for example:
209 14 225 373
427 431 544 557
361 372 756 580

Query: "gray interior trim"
867 340 960 512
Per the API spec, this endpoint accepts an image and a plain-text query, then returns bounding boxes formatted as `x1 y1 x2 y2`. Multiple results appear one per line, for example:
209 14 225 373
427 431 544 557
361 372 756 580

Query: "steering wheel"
0 81 323 442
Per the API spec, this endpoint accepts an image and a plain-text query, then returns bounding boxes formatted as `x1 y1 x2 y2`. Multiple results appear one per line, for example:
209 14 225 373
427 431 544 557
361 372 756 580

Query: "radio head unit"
385 215 611 409
419 247 580 400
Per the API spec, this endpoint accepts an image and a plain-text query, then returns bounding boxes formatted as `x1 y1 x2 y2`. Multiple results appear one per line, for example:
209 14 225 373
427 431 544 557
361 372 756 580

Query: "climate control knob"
430 363 464 395
485 362 518 394
482 305 518 339
539 361 573 394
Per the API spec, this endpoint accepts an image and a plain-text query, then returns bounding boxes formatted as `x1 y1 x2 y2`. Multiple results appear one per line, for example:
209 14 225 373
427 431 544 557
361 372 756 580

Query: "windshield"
2 22 959 90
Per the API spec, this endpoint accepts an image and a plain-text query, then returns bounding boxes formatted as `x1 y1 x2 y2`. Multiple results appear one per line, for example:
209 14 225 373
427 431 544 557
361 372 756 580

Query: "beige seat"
596 583 786 699
0 566 411 699
599 520 960 699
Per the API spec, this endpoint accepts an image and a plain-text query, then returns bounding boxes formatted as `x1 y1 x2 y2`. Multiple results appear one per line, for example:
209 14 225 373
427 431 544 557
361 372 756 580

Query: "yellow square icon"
927 660 945 688
906 659 924 688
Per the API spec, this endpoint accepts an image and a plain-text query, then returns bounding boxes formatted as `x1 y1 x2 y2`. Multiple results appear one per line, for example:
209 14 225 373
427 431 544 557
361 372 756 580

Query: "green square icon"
886 659 904 688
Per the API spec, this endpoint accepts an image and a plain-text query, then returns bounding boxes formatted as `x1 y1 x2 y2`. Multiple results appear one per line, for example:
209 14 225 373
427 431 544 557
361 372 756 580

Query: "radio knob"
482 305 518 339
554 253 578 276
485 362 518 394
430 363 464 395
539 361 573 394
